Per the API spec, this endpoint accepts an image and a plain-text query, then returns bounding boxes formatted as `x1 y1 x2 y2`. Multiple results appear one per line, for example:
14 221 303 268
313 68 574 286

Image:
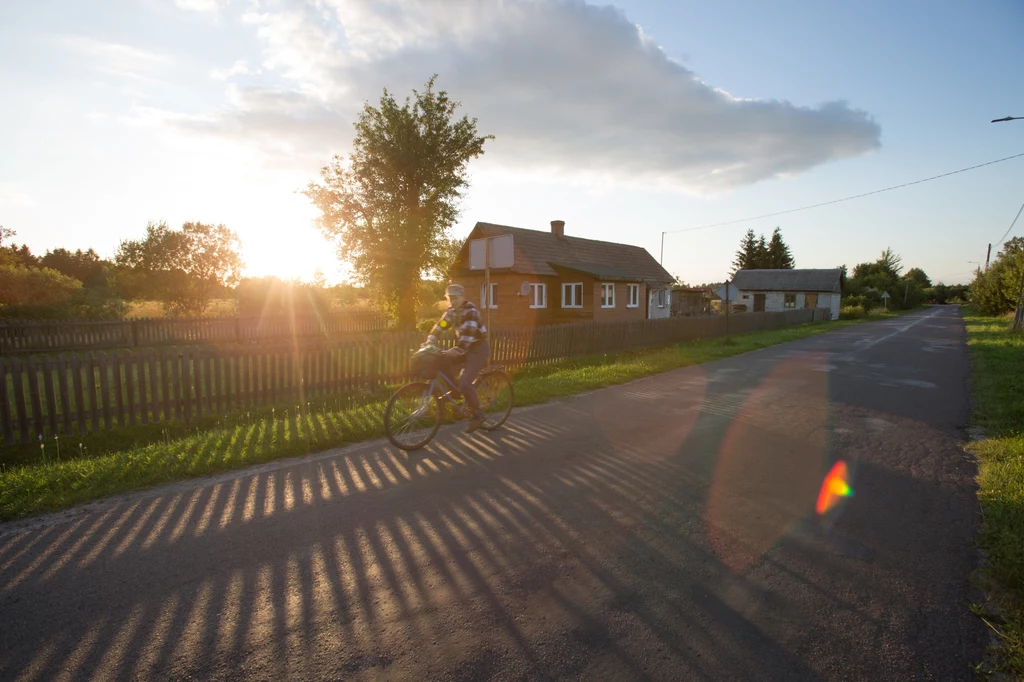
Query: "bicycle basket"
411 346 442 379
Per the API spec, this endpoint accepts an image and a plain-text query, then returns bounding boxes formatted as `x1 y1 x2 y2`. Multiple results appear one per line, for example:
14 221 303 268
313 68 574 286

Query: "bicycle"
384 345 514 451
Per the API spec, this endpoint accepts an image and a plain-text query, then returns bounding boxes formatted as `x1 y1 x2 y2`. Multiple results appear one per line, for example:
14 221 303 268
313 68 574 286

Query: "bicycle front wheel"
474 370 514 431
385 382 441 450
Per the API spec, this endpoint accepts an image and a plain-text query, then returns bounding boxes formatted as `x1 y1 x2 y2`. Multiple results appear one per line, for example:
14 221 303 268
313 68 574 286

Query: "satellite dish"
519 281 530 296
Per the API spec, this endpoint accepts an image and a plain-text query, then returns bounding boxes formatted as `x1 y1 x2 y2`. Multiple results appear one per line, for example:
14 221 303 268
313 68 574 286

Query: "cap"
445 283 465 297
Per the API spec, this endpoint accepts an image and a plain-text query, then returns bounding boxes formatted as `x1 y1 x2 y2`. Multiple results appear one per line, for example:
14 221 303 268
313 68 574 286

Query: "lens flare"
815 460 853 515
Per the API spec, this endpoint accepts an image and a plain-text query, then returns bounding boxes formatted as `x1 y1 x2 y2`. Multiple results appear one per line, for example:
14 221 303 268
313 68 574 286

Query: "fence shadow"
0 339 983 681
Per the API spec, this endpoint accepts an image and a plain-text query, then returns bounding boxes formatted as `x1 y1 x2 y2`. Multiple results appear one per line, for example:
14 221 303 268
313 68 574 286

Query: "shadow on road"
0 308 986 681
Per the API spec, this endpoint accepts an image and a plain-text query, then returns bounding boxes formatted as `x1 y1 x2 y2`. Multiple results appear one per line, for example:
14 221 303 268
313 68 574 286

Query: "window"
657 288 667 307
626 284 639 308
600 283 615 308
562 282 583 308
479 282 497 308
530 283 546 308
784 293 796 309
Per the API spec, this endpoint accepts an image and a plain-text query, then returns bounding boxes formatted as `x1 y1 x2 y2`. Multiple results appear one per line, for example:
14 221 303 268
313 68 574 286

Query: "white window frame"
480 282 497 309
784 293 797 309
626 284 639 308
562 282 583 308
529 283 547 309
600 282 615 308
657 288 667 308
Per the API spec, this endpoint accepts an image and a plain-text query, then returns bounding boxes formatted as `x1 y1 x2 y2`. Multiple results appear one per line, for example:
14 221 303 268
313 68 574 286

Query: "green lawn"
0 308 913 522
963 309 1024 677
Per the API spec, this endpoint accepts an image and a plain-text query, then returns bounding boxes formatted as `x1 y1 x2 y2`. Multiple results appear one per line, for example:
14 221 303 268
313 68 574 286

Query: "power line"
995 201 1024 246
662 151 1024 238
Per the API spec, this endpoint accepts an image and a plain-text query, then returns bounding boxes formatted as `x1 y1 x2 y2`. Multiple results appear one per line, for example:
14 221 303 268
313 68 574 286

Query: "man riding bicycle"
424 283 490 433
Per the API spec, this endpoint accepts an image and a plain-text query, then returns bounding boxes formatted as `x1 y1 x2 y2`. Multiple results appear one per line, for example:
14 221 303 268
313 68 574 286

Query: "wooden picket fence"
0 313 391 354
0 309 825 444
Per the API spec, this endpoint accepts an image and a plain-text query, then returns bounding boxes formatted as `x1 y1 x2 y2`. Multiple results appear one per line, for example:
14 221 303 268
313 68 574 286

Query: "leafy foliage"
844 247 927 310
970 237 1024 316
116 221 244 317
304 75 492 329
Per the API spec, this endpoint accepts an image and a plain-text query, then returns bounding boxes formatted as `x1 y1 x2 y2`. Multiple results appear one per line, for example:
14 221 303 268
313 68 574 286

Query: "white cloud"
174 0 232 12
58 36 172 81
170 0 882 193
0 183 37 208
211 59 261 80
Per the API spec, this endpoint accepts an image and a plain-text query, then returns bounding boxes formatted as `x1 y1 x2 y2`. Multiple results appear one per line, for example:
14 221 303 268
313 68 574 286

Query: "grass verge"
0 308 915 522
962 309 1024 677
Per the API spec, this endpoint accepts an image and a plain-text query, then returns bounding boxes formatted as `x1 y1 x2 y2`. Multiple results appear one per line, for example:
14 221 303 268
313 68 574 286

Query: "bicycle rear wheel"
385 382 441 450
474 370 513 431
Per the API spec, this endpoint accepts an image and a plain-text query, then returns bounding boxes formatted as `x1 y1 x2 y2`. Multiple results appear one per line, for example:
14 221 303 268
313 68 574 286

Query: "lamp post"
992 116 1024 123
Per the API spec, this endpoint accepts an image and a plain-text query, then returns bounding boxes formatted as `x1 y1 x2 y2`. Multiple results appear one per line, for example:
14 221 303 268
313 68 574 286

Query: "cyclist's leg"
459 339 489 418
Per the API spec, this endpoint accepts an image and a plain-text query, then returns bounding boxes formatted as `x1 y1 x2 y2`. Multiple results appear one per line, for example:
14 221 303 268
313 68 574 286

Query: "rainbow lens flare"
816 460 853 515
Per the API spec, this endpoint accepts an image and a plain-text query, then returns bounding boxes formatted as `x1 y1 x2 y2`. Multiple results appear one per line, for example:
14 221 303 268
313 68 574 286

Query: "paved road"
0 307 986 681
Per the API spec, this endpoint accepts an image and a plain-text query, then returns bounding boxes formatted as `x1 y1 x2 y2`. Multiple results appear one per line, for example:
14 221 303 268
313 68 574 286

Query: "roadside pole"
725 278 730 341
1013 267 1024 332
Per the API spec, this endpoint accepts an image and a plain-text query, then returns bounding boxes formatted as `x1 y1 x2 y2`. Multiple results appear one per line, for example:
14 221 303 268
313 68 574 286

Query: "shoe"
465 414 486 434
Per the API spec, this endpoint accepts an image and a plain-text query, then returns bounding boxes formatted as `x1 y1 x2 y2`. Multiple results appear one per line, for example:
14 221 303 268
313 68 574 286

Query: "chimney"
550 220 565 239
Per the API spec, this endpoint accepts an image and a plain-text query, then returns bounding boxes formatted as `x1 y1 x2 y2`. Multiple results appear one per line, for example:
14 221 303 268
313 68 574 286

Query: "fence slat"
11 358 29 443
97 352 113 431
182 348 193 424
0 358 13 445
56 354 73 436
124 350 137 427
172 349 184 422
113 351 126 429
40 356 59 438
26 357 45 440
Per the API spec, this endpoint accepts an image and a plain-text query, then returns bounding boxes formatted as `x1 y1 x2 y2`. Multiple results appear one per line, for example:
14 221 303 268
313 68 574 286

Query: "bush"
840 305 866 320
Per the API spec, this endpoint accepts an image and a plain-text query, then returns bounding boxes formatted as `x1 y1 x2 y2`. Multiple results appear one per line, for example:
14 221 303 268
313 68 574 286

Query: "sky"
1 0 1022 286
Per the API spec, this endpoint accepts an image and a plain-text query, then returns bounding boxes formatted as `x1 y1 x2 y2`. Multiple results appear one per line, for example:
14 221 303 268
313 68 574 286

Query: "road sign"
880 292 890 299
469 234 514 270
715 282 740 302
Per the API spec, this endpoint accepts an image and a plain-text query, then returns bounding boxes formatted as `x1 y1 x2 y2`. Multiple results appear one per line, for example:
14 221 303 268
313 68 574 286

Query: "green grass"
963 309 1024 677
0 310 914 522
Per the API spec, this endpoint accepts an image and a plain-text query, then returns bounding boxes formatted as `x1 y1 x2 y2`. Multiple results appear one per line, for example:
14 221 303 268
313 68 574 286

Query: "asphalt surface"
0 306 987 681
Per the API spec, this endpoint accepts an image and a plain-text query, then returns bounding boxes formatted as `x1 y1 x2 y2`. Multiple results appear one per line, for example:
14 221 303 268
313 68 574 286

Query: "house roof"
731 268 843 293
454 222 675 284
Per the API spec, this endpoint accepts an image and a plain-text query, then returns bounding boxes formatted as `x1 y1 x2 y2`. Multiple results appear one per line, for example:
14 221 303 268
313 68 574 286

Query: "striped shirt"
428 301 487 350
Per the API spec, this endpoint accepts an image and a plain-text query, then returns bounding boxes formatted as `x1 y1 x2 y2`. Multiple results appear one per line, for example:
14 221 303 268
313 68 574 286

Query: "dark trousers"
442 340 489 416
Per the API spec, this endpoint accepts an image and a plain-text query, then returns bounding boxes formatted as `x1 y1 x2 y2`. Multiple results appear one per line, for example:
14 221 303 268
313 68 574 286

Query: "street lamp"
992 116 1024 123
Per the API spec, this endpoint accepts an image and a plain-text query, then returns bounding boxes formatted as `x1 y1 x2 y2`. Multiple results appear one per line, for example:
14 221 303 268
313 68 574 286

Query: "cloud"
173 0 881 193
174 0 232 12
211 59 261 80
58 35 172 81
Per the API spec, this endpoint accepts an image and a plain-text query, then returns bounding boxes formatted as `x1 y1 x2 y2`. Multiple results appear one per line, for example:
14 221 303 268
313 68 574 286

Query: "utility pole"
903 281 909 307
985 243 992 272
660 231 665 264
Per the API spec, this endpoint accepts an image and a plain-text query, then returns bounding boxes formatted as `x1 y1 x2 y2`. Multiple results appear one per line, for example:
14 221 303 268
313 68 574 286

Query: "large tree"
732 229 760 273
304 75 493 328
765 227 795 269
970 237 1024 316
116 221 243 316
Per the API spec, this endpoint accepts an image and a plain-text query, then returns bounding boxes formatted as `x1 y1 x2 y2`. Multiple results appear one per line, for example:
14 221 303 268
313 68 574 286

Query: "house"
729 269 843 320
449 220 675 328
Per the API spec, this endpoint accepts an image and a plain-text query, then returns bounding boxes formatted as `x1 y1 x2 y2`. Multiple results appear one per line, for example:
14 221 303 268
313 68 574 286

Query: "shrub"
840 305 866 320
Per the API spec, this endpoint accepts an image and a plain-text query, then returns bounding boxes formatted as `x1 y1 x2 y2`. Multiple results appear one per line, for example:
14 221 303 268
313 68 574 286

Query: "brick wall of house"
456 273 650 328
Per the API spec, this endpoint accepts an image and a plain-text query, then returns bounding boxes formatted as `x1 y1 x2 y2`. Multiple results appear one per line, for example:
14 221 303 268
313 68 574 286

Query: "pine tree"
766 227 795 269
755 235 769 269
732 229 759 273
